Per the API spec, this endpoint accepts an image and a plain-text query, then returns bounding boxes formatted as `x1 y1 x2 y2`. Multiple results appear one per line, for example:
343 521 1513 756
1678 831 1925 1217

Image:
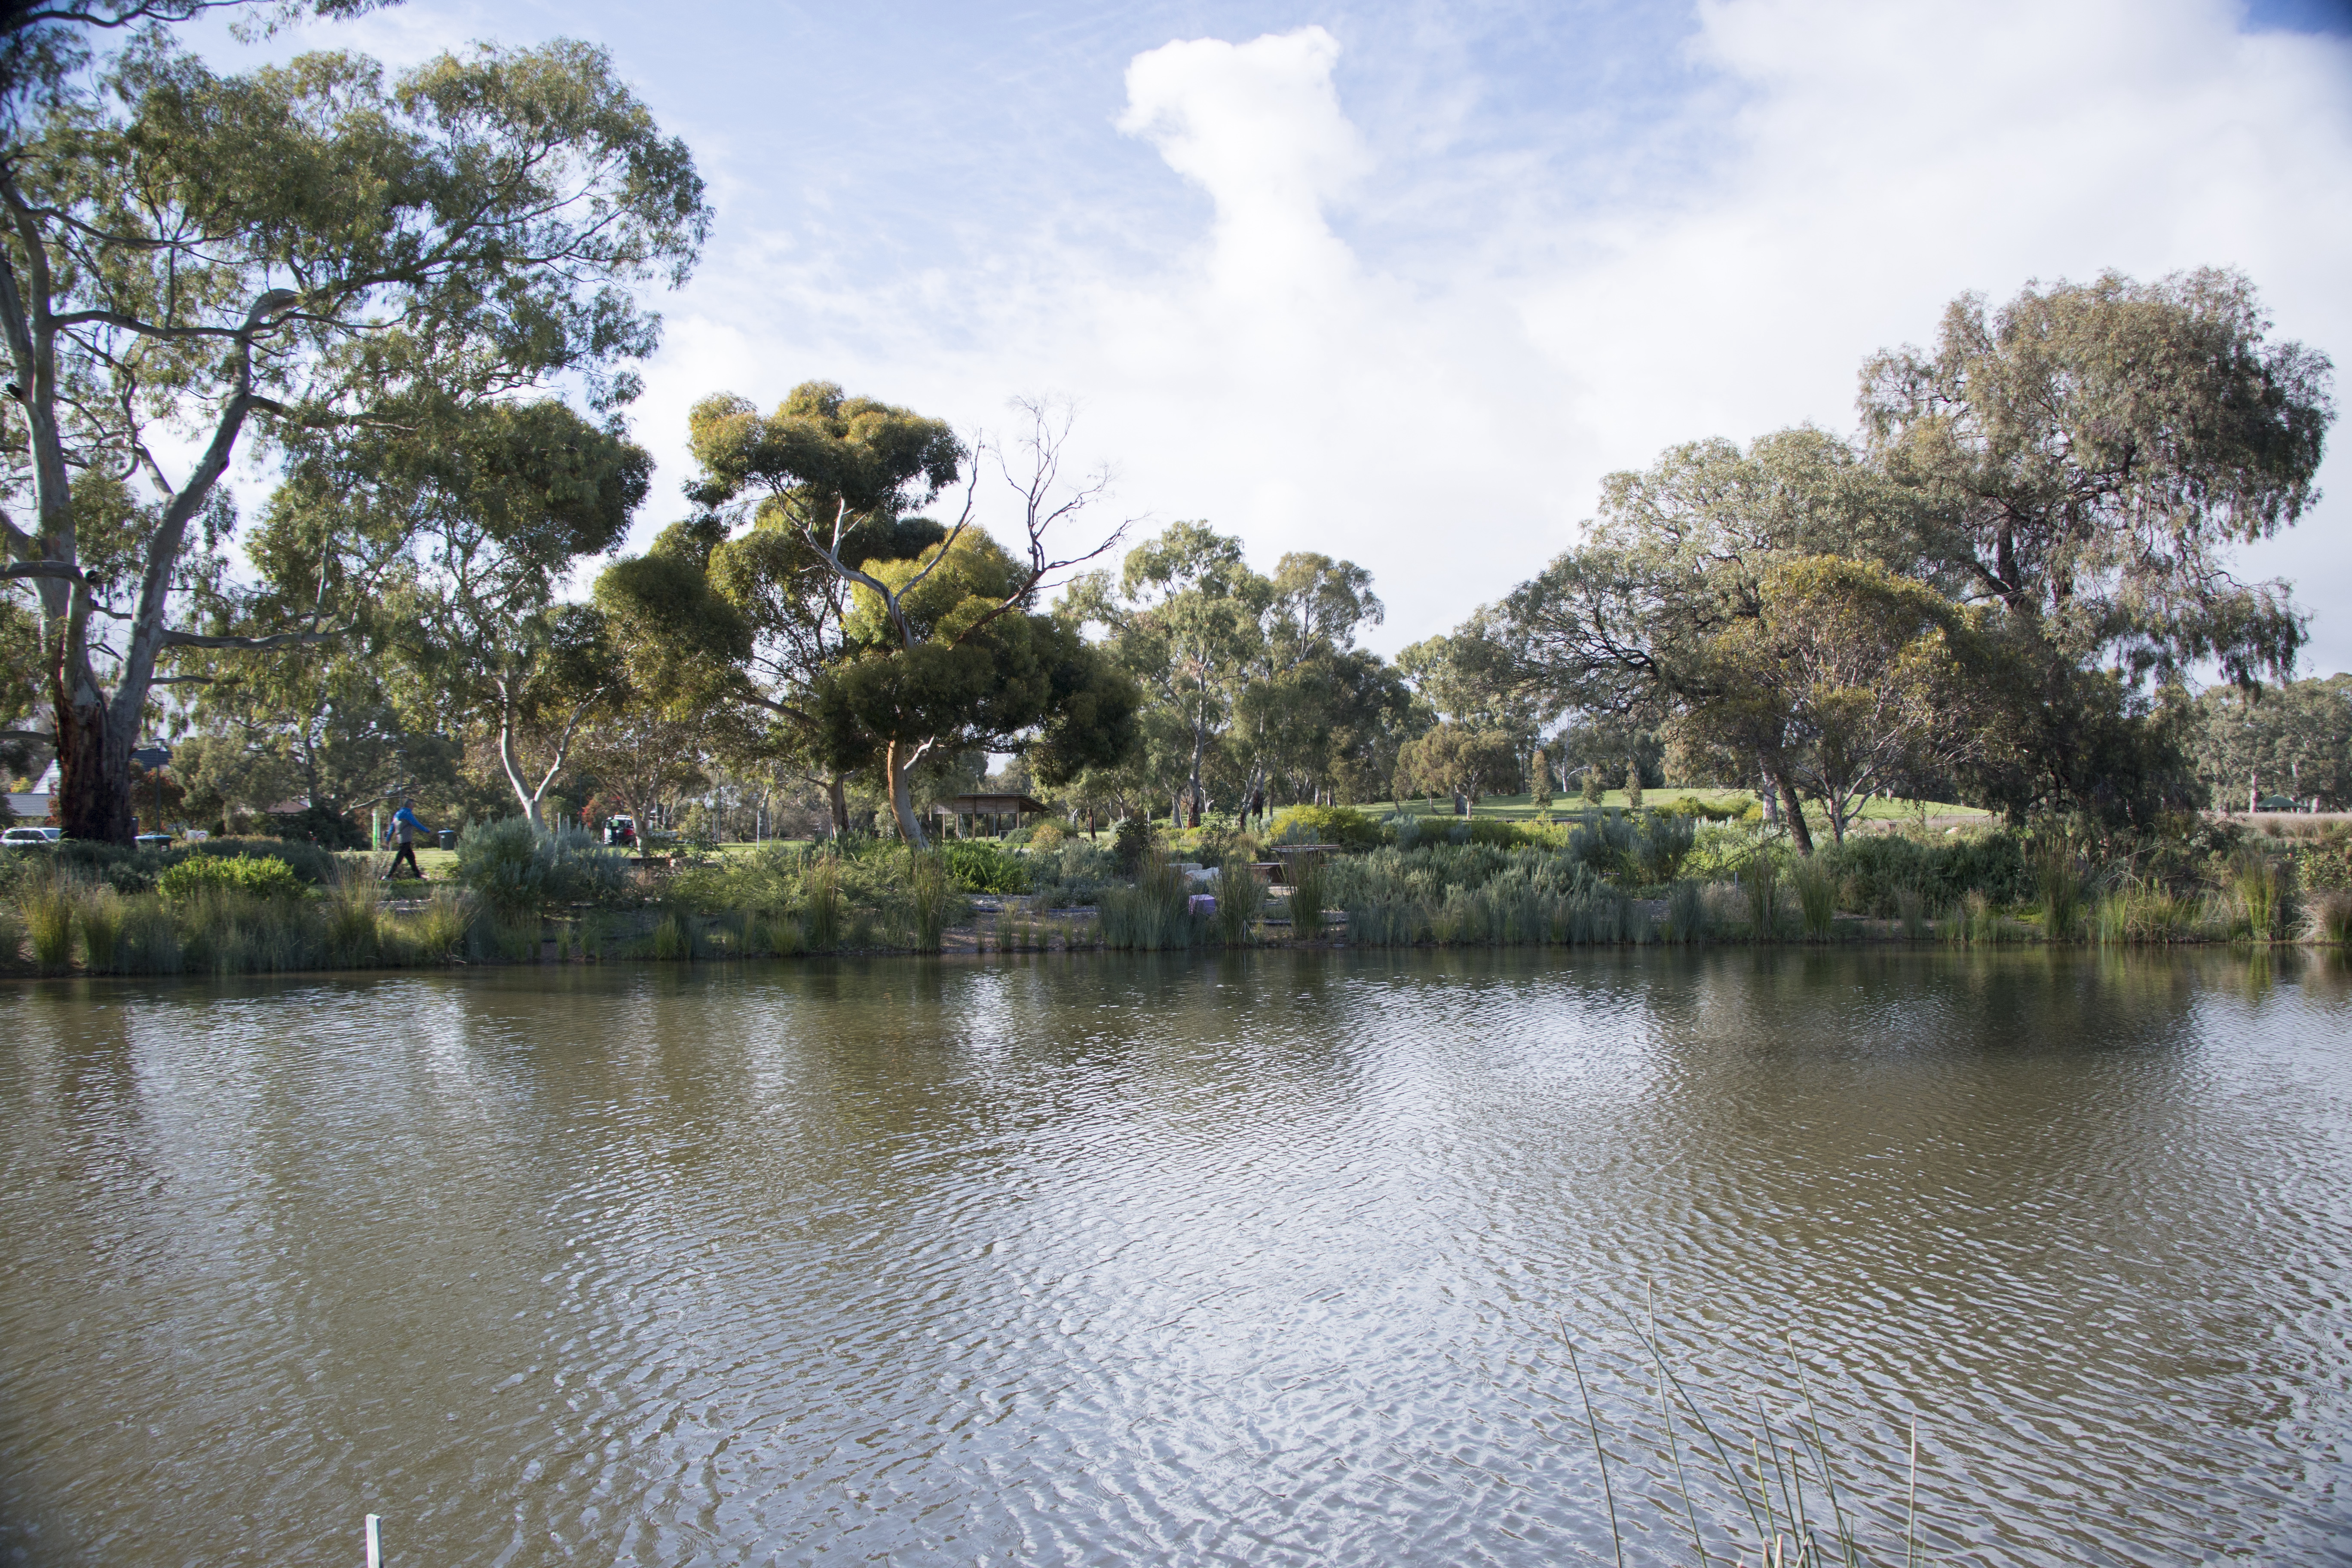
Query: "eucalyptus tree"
686 391 1138 845
1672 557 1984 846
1863 268 2332 687
603 382 959 833
1231 552 1407 807
2194 674 2352 812
0 26 707 839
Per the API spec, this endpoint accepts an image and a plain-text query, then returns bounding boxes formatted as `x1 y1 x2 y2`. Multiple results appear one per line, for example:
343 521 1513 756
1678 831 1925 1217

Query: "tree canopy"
0 20 707 840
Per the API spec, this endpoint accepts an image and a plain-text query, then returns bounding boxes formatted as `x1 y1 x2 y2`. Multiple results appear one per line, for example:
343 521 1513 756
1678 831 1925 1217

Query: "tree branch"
0 559 87 584
158 626 345 650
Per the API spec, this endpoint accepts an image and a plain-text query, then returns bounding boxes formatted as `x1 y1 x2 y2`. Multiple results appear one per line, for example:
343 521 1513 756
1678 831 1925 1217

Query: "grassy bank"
5 806 2345 979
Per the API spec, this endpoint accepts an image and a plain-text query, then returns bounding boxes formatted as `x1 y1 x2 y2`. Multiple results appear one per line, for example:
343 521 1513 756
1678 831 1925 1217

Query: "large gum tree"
0 20 706 840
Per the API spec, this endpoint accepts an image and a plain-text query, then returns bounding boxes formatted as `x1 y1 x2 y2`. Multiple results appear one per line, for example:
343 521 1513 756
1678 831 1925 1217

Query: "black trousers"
386 841 422 878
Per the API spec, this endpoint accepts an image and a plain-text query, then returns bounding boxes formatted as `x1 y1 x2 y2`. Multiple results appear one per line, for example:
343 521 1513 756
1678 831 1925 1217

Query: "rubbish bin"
437 829 456 851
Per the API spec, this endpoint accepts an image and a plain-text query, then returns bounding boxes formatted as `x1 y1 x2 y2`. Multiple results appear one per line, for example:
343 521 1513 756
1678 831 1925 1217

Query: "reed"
322 862 383 968
1100 850 1194 950
116 900 181 974
2303 887 2352 945
803 854 842 950
1790 857 1838 940
1885 885 1920 941
1665 879 1709 943
0 904 24 973
1288 852 1328 941
2035 838 2084 943
651 913 691 961
1216 852 1264 945
2231 852 2284 942
1741 852 1782 940
1537 1313 1936 1568
24 873 76 973
75 884 125 973
908 852 954 952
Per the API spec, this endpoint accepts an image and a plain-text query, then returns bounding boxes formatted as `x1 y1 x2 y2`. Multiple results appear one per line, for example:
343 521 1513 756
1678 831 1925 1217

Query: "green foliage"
75 885 125 971
1266 803 1387 849
2231 852 2286 942
1214 851 1264 945
1817 831 2034 916
158 854 306 902
1286 854 1329 940
1099 851 1199 951
941 839 1031 894
908 854 955 952
23 874 74 973
454 819 631 918
1789 856 1840 939
803 854 843 950
1112 815 1156 874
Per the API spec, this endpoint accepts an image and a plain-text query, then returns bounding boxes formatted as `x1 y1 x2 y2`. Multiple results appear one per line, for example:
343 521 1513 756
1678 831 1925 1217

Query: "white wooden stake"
364 1513 381 1568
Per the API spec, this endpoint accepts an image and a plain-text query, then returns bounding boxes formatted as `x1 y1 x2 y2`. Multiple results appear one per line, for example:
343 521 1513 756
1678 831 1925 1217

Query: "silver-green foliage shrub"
456 819 629 918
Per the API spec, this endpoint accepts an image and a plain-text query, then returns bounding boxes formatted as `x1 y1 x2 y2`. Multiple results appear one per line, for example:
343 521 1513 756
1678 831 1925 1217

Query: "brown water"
1 949 2348 1566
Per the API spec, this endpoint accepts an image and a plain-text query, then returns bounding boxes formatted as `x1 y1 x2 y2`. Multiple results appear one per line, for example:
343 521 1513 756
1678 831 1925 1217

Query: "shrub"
1112 815 1155 874
941 839 1031 894
158 854 306 902
1822 830 2033 916
1265 804 1387 850
454 818 629 918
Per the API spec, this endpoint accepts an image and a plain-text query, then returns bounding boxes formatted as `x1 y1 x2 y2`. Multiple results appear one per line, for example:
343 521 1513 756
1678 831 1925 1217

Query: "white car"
3 826 61 846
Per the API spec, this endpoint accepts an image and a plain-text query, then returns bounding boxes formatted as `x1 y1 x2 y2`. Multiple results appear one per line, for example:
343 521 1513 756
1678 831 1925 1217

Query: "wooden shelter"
936 793 1053 839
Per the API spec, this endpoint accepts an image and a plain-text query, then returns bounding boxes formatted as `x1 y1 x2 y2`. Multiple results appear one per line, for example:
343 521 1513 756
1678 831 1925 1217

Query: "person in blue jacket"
386 797 429 881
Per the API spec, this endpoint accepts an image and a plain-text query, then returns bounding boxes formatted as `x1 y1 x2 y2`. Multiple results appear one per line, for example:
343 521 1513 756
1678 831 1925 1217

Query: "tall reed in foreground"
1532 1310 1935 1568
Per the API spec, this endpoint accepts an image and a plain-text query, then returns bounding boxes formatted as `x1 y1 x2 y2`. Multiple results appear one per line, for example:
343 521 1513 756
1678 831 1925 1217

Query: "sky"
197 0 2352 674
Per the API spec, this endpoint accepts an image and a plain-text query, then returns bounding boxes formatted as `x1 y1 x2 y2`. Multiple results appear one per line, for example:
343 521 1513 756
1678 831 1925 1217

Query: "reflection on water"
1 949 2348 1565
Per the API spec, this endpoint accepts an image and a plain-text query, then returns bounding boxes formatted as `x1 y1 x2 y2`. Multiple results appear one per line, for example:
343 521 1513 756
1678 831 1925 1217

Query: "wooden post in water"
364 1513 381 1568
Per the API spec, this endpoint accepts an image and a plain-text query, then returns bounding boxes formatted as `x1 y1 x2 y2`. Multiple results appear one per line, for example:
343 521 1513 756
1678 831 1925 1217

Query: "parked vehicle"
135 832 174 848
3 826 60 846
604 815 637 848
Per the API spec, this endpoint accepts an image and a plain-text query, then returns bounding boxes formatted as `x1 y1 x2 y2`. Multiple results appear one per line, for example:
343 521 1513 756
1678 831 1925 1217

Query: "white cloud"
633 0 2352 669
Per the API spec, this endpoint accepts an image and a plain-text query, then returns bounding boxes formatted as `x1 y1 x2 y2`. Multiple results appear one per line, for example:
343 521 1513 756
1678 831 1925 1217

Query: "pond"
1 949 2347 1565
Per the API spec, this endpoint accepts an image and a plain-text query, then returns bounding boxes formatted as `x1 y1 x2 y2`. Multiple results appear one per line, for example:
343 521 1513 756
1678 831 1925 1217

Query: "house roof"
937 793 1052 814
